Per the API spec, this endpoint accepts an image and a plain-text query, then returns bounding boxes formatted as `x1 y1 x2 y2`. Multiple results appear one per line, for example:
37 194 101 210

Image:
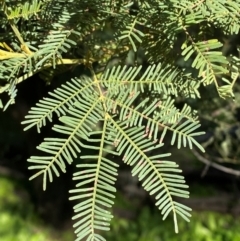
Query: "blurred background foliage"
0 176 74 241
107 205 240 241
1 175 240 241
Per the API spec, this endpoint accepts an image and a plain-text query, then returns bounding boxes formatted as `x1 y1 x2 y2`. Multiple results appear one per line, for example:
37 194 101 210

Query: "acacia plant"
0 1 239 240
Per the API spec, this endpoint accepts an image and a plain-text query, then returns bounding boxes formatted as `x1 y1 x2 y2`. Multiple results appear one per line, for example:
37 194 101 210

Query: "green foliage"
107 193 240 241
0 176 71 241
106 207 240 241
0 1 240 240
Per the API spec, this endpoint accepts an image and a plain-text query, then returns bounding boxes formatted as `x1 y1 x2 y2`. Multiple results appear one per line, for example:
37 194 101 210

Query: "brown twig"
191 149 240 177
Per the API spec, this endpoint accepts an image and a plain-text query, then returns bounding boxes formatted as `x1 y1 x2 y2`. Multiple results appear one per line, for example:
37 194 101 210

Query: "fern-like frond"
98 65 204 152
181 39 228 96
21 76 95 132
118 19 145 52
3 83 17 111
6 0 44 20
110 120 191 233
191 0 240 34
101 63 201 99
0 54 34 82
69 116 119 241
27 88 103 190
36 29 80 68
218 54 240 98
109 88 204 152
